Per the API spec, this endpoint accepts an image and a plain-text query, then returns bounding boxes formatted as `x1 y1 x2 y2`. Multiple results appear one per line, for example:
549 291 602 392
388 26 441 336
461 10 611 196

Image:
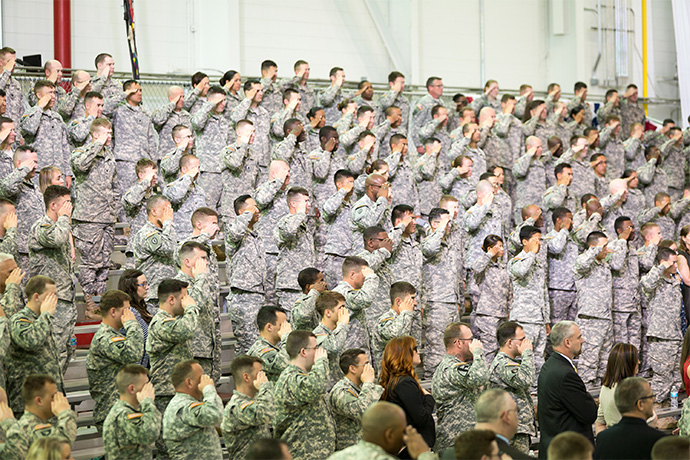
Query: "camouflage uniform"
103 91 158 200
322 189 354 288
412 94 446 150
371 307 414 365
573 240 627 386
0 282 22 318
159 147 188 184
226 211 267 355
350 194 390 254
273 134 330 195
422 226 463 378
329 440 438 460
620 98 645 141
598 126 625 180
623 136 646 171
151 102 193 161
489 350 537 453
641 264 683 403
471 251 510 362
566 96 593 126
219 140 259 219
230 98 271 182
247 335 290 384
388 235 424 344
545 228 579 323
133 220 178 302
508 250 549 379
291 289 321 331
333 275 379 353
415 152 443 216
86 319 144 431
28 214 76 372
182 87 205 115
513 150 550 223
274 358 336 459
71 140 117 296
91 74 120 100
270 107 310 143
315 321 350 387
3 409 77 459
464 199 504 266
174 270 219 382
0 69 24 129
191 101 231 211
162 175 206 240
431 349 489 451
612 243 641 349
419 119 452 174
122 179 162 258
636 158 668 207
329 377 385 450
6 306 64 414
385 152 420 212
20 105 71 176
378 90 410 131
221 382 275 459
274 211 316 312
659 138 685 200
543 184 577 230
320 83 353 126
103 397 162 460
57 85 87 122
162 386 224 460
27 85 67 109
555 149 595 203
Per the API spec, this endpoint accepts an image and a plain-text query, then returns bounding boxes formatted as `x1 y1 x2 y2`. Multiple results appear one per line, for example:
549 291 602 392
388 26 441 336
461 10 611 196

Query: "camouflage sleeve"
638 244 658 273
315 323 349 354
495 350 534 390
421 226 444 259
70 142 102 174
253 178 283 209
183 87 201 112
509 251 537 280
151 101 175 129
335 112 354 135
669 198 690 220
344 145 370 175
311 148 332 181
0 227 17 257
679 398 690 437
57 87 81 120
122 180 150 213
150 221 178 258
99 319 145 364
372 119 391 141
599 125 613 148
339 125 366 148
220 142 250 172
90 74 108 94
388 223 406 253
573 214 602 246
438 169 460 193
102 91 127 117
470 251 493 278
493 113 512 138
512 152 533 178
508 218 535 255
10 311 54 350
623 137 641 161
229 98 252 125
175 386 223 433
156 305 200 343
330 382 384 420
260 344 290 377
160 147 185 179
291 289 319 330
418 119 441 141
660 139 676 159
222 383 275 429
543 184 568 210
19 106 43 136
383 152 402 179
56 409 78 444
272 134 297 162
162 175 194 205
470 95 486 114
3 418 29 458
415 154 437 181
545 229 568 255
447 349 490 388
464 202 490 232
147 118 159 157
321 189 347 218
635 159 657 185
640 264 664 297
225 211 253 246
350 197 388 232
0 316 8 353
115 397 161 445
270 108 291 139
346 274 379 313
33 216 71 250
0 282 23 318
460 189 478 211
0 70 10 91
377 90 399 111
191 100 215 130
554 148 575 166
320 84 341 107
573 246 599 276
275 212 308 245
285 357 329 405
607 239 628 271
637 206 661 226
477 126 490 149
67 116 94 145
360 248 390 272
522 116 539 136
377 310 413 341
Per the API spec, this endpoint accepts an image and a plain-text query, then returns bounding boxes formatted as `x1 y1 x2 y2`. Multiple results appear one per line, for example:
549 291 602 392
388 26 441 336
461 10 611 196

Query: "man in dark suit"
594 377 667 459
537 321 597 459
475 388 534 459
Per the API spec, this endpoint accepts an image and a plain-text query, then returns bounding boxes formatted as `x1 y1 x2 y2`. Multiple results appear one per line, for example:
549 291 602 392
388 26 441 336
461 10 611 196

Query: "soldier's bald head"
476 180 493 196
522 204 541 221
479 107 495 121
168 85 184 98
361 402 406 443
525 136 542 148
365 173 385 188
609 178 627 195
269 159 289 176
71 70 89 83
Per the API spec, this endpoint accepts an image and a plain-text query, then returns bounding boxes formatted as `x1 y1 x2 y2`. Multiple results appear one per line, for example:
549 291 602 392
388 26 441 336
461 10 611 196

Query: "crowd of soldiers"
0 46 688 459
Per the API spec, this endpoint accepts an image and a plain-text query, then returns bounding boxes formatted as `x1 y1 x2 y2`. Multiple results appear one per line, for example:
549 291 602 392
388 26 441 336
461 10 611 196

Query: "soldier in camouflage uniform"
183 72 209 115
489 321 536 453
247 306 292 383
0 253 23 320
20 80 72 179
329 348 384 450
6 276 63 415
102 80 158 201
274 187 317 312
3 375 76 458
513 136 549 223
574 231 627 387
385 134 420 213
439 155 475 210
92 53 120 99
637 146 668 208
623 124 646 171
159 125 195 184
543 163 577 231
28 186 75 373
0 48 25 131
412 77 445 153
274 330 336 459
290 268 327 331
190 86 230 212
320 67 354 125
103 364 161 460
314 291 350 387
638 192 688 240
620 85 646 140
322 170 356 288
640 248 683 404
70 119 117 298
371 282 416 367
378 71 410 131
57 70 91 122
350 174 391 254
221 355 275 460
611 217 642 349
219 120 259 219
270 89 312 144
545 208 579 323
0 201 17 260
659 128 685 201
66 91 103 149
415 138 445 216
162 154 206 240
132 195 178 304
555 136 593 204
86 290 144 433
432 322 489 451
231 81 271 182
174 242 218 382
152 86 193 161
122 159 161 261
599 116 625 180
162 360 223 459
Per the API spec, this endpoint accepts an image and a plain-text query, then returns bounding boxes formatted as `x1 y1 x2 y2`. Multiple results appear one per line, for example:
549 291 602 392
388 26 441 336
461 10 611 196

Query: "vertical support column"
53 0 71 68
641 0 648 115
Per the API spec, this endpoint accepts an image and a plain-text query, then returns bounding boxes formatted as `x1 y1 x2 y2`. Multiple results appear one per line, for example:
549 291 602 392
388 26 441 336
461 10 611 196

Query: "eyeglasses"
512 336 527 342
303 346 319 351
638 394 655 401
137 282 149 288
455 337 474 343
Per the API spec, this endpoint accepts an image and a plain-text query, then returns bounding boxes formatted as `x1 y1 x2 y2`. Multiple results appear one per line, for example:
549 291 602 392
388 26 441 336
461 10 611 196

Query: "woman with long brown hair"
595 343 639 433
680 330 690 398
379 336 435 457
118 269 153 367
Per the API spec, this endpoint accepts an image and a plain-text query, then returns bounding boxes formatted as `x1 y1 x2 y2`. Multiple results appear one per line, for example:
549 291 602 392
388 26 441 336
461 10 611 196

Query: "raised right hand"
518 337 533 353
180 293 196 309
121 307 135 323
361 363 375 383
199 374 214 391
253 370 268 389
40 292 58 315
3 211 16 230
361 266 375 278
468 339 483 352
6 267 24 286
314 347 328 361
137 382 156 402
278 320 292 339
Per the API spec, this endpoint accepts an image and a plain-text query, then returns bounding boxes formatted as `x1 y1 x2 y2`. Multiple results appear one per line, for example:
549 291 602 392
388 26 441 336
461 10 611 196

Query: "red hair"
379 335 422 400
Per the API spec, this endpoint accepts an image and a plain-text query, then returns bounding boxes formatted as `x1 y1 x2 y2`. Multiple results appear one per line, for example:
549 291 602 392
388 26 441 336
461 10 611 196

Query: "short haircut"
614 216 632 234
89 117 112 134
145 194 169 214
462 122 476 136
329 67 344 78
25 275 55 300
135 158 157 176
482 234 503 252
98 289 131 315
95 52 112 67
586 231 607 247
191 207 217 227
475 388 510 422
388 71 404 82
171 124 190 139
282 88 298 101
384 106 401 118
246 438 290 460
122 79 138 92
230 355 262 383
453 430 497 460
342 256 368 277
657 247 677 264
428 207 449 224
640 222 660 237
33 79 55 94
285 329 315 359
207 85 226 98
307 106 323 119
261 59 277 71
547 82 560 92
651 437 690 460
233 194 253 216
286 186 309 205
552 206 572 224
550 320 577 347
339 348 366 375
574 81 588 92
0 116 13 128
501 93 515 103
431 104 445 118
496 321 523 347
425 76 441 88
363 226 385 244
519 225 540 243
170 359 200 389
22 374 56 404
443 321 470 348
319 125 337 142
116 364 149 394
390 281 416 305
179 153 198 171
357 106 374 119
315 290 346 317
391 204 414 226
157 278 188 301
297 267 321 292
333 169 355 185
84 91 103 104
554 162 572 177
547 432 593 460
43 184 70 209
390 133 407 147
178 241 206 265
256 306 286 331
191 71 208 86
423 136 440 147
581 193 597 206
294 59 308 71
479 172 495 182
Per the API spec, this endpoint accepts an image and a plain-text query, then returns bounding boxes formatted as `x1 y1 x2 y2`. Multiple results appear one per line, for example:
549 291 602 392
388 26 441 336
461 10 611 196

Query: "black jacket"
594 416 667 459
537 352 597 458
385 375 436 451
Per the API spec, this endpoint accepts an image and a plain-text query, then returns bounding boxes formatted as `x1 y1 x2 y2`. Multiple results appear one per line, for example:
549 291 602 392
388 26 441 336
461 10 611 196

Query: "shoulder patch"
544 189 553 196
127 412 143 419
416 103 424 110
111 336 126 342
190 401 204 409
240 401 255 410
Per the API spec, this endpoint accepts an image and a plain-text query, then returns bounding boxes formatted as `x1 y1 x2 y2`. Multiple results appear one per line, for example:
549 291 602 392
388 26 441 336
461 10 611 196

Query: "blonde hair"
39 167 61 194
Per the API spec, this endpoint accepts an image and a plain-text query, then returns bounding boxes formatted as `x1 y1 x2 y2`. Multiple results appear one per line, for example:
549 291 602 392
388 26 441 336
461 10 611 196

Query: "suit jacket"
537 352 597 459
497 435 534 459
594 416 666 459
